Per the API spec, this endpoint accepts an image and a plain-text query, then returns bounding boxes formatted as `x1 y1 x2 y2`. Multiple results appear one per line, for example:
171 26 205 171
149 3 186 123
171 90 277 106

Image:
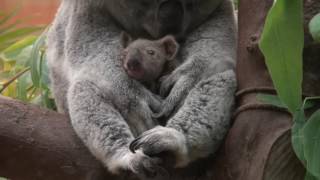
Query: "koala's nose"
127 59 141 70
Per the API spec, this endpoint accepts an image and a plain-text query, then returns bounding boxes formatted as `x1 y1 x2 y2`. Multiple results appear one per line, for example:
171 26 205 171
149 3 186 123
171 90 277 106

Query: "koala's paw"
159 72 179 97
152 100 175 119
128 150 168 179
129 126 189 168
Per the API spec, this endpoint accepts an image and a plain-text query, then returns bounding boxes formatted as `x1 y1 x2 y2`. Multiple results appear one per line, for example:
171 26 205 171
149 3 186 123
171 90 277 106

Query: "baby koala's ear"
160 35 179 60
120 31 133 48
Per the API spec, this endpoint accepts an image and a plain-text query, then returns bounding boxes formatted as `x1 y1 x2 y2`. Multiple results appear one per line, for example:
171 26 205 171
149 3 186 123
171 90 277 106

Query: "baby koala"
120 32 179 91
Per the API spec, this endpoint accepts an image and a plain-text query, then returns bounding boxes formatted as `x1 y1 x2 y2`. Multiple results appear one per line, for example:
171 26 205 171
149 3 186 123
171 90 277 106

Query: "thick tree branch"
0 96 115 180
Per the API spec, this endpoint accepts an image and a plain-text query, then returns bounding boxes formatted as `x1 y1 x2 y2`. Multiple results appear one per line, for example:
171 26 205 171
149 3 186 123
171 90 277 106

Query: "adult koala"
46 0 237 179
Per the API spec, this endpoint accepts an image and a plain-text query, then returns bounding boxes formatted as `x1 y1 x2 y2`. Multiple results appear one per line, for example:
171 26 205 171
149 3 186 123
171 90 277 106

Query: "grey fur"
46 0 237 179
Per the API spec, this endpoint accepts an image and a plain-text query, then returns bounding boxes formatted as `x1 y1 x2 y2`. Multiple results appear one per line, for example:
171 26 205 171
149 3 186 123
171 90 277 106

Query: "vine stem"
0 67 30 93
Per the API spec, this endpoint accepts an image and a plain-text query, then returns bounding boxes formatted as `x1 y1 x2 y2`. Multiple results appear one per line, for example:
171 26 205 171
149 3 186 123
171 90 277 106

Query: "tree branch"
0 96 115 180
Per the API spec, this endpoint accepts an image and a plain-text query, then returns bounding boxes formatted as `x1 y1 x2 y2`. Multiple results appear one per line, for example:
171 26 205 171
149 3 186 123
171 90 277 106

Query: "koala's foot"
109 150 168 179
129 126 189 168
128 150 169 179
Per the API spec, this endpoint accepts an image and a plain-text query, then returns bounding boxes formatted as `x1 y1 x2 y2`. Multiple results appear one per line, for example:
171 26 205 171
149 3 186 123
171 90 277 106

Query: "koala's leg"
129 0 237 168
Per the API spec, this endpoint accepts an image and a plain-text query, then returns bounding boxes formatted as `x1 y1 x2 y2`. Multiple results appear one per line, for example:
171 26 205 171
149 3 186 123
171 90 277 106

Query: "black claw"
129 139 138 153
130 135 144 153
129 143 136 153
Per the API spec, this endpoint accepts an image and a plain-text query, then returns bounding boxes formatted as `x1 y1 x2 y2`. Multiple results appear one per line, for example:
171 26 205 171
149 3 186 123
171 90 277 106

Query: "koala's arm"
130 0 237 167
68 78 133 173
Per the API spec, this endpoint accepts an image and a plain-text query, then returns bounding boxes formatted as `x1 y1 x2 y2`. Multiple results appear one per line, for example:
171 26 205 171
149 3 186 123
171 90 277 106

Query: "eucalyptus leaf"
258 94 316 110
309 13 320 42
17 72 29 101
0 27 42 44
292 109 306 164
39 52 50 89
30 31 47 88
302 110 320 179
259 0 304 113
1 36 37 62
257 94 288 109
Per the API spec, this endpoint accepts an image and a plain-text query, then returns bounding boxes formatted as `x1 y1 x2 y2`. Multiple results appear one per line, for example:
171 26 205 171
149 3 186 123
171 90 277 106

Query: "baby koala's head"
120 32 179 83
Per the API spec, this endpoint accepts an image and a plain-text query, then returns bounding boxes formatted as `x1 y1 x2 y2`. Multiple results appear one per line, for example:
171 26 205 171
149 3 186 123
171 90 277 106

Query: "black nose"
127 59 141 70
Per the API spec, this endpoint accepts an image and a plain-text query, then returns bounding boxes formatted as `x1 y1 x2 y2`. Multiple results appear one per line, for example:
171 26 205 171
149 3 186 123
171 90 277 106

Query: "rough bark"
0 0 319 180
0 96 114 180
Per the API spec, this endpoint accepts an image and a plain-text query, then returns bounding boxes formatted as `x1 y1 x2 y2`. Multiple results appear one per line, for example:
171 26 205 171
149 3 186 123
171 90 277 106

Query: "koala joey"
120 32 179 92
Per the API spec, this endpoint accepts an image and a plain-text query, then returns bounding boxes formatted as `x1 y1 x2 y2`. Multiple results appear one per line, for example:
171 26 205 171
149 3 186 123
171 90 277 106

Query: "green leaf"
259 0 304 113
30 31 47 88
257 94 288 109
16 72 29 101
1 36 37 62
0 27 42 45
14 45 33 67
41 89 55 109
258 94 316 110
302 110 320 179
292 109 306 164
309 13 320 42
305 172 317 180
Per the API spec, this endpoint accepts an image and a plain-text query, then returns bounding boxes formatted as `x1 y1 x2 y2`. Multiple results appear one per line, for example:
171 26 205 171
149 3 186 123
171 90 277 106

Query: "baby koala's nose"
127 59 141 70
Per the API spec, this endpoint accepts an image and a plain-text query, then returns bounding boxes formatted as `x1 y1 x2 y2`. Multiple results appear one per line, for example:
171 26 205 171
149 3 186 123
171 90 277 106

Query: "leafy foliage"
259 0 303 113
259 0 320 179
309 13 320 43
0 10 55 109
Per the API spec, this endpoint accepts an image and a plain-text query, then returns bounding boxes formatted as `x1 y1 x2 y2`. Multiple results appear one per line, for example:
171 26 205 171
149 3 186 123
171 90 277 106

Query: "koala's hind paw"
128 150 169 179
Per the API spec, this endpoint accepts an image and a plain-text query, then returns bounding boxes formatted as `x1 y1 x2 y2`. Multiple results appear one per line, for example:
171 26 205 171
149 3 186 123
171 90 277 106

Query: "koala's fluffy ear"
120 31 133 48
160 35 179 60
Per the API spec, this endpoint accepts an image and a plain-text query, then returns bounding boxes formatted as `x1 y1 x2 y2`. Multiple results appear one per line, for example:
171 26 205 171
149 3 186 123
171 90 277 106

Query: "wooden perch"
0 96 113 180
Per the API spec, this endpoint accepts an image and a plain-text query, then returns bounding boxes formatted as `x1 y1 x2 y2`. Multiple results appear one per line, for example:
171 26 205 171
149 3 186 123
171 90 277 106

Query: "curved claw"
129 136 142 153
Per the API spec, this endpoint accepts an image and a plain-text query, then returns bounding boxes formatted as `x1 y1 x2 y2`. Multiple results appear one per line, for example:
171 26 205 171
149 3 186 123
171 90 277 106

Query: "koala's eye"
147 49 155 55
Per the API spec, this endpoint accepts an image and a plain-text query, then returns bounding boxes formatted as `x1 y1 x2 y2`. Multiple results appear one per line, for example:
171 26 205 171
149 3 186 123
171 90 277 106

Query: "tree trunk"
211 0 320 180
0 0 319 180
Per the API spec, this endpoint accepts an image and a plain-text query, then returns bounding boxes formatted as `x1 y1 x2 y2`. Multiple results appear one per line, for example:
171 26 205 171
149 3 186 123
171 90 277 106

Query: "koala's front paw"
157 74 195 118
128 150 168 179
129 126 189 168
152 99 175 119
159 72 179 97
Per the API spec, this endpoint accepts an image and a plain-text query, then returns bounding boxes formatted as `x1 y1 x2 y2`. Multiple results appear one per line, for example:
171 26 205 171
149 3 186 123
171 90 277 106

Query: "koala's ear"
160 35 179 60
120 31 133 48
